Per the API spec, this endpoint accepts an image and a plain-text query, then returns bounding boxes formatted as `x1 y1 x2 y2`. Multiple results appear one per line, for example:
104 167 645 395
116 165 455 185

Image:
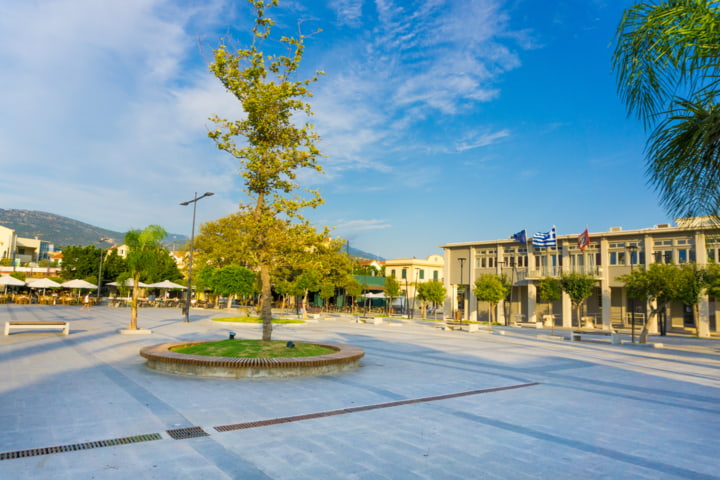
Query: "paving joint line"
0 382 540 461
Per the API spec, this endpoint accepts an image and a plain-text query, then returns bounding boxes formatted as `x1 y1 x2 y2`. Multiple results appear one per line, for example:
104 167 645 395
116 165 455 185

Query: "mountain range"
0 209 383 259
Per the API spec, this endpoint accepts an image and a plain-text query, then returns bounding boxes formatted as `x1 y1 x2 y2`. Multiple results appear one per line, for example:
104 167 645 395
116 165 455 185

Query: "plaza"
1 304 719 479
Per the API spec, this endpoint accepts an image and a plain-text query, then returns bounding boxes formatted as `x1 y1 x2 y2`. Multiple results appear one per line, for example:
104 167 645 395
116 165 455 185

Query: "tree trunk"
227 294 234 310
260 263 273 341
129 278 139 330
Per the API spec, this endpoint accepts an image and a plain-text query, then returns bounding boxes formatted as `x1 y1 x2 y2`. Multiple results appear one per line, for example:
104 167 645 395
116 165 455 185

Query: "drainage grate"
214 382 541 433
0 433 162 461
166 426 210 440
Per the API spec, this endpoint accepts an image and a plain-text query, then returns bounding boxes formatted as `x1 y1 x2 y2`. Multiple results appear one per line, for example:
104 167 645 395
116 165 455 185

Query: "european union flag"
512 230 527 243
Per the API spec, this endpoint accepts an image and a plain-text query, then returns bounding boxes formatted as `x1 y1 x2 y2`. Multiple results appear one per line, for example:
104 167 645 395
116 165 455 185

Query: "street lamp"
97 237 111 302
180 192 214 323
457 257 466 321
628 244 639 343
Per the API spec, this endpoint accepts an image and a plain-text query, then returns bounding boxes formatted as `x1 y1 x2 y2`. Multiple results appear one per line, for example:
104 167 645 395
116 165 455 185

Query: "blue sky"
0 0 671 259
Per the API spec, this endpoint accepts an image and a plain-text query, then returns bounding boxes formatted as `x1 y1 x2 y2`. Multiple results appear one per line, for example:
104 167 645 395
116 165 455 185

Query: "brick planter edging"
140 341 365 378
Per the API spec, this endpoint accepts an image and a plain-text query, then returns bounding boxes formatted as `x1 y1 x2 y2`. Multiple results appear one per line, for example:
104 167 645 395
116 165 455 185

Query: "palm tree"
612 0 720 218
124 225 167 330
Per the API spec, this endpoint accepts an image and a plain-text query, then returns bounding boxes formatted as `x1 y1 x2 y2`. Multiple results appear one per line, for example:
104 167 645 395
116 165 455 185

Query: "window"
678 249 688 263
419 270 425 280
401 269 407 279
433 271 439 281
391 269 396 278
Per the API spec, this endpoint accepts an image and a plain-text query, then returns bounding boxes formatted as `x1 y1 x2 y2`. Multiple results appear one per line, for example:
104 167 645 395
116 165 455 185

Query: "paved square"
1 305 719 479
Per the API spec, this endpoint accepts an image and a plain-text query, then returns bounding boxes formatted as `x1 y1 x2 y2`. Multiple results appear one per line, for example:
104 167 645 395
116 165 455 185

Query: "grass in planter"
172 339 334 358
212 316 304 324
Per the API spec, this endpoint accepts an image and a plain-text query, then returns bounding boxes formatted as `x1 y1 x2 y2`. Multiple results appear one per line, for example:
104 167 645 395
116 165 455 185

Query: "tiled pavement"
1 304 719 479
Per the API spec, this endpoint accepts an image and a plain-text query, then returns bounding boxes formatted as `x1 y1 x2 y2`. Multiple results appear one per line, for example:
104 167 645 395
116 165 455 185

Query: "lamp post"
96 237 111 301
457 257 466 321
180 192 214 323
628 244 638 343
411 267 420 319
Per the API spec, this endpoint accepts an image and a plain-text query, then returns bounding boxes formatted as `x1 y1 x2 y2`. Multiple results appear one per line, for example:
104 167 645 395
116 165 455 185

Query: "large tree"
208 0 324 341
613 0 720 218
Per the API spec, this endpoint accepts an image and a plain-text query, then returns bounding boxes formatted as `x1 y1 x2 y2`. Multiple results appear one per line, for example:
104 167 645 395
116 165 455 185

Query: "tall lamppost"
96 237 111 302
411 267 420 319
180 192 214 323
457 257 466 321
628 244 638 343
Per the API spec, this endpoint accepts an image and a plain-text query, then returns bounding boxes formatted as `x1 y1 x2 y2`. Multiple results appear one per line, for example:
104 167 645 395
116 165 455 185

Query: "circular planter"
140 341 364 378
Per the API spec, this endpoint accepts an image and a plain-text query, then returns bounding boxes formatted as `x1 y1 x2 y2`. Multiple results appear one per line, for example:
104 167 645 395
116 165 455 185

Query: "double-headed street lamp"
180 192 214 323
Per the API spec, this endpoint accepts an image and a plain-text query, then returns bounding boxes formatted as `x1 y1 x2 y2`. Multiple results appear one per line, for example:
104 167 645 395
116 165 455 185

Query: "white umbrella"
0 275 26 286
28 278 62 289
362 292 387 299
146 280 186 289
61 279 98 289
107 279 149 288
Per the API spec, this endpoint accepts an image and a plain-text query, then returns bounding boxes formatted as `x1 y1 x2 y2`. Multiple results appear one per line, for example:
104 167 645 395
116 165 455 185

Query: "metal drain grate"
0 433 162 461
214 382 541 433
166 426 210 440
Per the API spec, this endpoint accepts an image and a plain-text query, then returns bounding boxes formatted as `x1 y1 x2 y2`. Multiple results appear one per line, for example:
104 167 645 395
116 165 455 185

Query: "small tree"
474 274 511 331
124 225 167 331
344 277 362 313
537 277 562 335
619 263 681 343
384 276 401 315
211 265 256 310
676 264 708 337
318 282 335 312
417 280 446 320
559 272 596 329
294 269 322 318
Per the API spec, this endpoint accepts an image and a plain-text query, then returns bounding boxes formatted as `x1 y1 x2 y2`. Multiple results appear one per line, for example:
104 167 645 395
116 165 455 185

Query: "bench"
571 331 620 344
356 316 383 325
515 321 542 329
444 321 479 332
4 321 70 336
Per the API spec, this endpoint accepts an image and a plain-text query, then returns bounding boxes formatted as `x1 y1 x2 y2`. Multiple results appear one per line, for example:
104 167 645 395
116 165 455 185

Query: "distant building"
384 255 445 312
0 224 54 264
440 217 719 337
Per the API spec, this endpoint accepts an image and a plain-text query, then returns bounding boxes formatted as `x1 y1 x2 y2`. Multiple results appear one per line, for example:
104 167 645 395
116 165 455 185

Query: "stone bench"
444 321 479 332
4 321 69 336
356 316 384 325
515 321 542 329
571 331 621 344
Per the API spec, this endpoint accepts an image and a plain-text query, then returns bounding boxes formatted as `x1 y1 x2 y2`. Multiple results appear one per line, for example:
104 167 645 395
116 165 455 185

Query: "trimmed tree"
384 276 401 315
474 273 511 331
537 276 562 335
559 272 596 329
417 280 446 320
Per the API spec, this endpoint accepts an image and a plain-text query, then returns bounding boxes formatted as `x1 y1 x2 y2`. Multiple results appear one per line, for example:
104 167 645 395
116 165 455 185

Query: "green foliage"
706 263 720 299
60 245 102 279
417 280 446 306
0 258 12 266
172 339 333 358
613 1 720 217
209 265 257 298
474 274 511 326
207 0 325 340
559 272 596 306
537 277 562 304
384 275 401 299
10 271 26 281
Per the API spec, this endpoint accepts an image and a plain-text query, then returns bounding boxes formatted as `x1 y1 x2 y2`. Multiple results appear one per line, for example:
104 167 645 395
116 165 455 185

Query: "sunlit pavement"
1 304 719 479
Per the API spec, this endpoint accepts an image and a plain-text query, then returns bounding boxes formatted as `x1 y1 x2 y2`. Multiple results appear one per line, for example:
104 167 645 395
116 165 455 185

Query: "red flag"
578 227 590 251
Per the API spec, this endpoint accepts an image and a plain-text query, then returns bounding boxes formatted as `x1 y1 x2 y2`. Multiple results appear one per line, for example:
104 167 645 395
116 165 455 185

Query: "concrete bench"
516 321 542 329
444 321 479 332
571 331 620 344
357 316 383 325
4 321 70 336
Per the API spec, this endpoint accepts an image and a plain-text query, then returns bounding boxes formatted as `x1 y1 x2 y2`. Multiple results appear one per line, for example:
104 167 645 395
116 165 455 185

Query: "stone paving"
1 304 719 479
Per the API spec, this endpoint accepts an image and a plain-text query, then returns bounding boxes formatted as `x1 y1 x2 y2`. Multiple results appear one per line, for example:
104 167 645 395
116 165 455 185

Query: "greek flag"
533 226 557 247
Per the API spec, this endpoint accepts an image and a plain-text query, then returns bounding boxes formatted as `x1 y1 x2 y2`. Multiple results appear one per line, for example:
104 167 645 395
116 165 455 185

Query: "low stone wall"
140 341 365 379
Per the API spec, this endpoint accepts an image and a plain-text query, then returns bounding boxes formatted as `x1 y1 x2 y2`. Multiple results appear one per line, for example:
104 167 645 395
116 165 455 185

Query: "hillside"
0 209 384 259
0 209 187 248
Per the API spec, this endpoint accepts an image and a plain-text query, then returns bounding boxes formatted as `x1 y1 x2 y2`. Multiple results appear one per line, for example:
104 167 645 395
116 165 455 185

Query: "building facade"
440 218 719 337
384 255 445 312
